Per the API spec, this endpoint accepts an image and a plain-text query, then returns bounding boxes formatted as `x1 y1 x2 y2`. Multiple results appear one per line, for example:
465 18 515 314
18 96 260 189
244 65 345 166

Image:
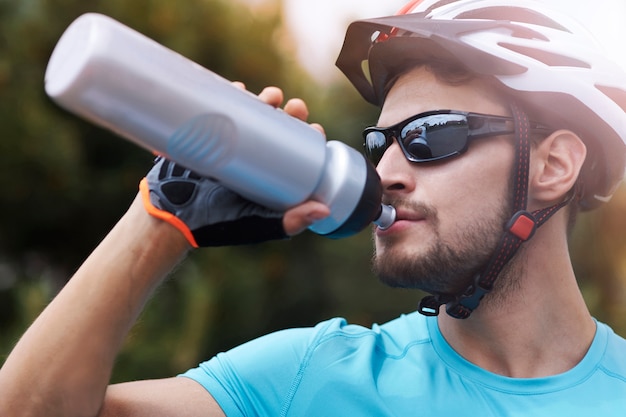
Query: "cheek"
464 138 514 192
436 141 514 224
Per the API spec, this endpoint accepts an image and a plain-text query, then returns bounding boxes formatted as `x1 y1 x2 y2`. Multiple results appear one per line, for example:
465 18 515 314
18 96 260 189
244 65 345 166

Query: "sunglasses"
363 110 549 165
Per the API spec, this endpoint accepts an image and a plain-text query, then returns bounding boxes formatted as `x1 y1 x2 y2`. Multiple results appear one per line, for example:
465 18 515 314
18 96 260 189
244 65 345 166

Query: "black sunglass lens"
364 113 483 165
427 124 468 158
364 131 388 164
401 116 469 161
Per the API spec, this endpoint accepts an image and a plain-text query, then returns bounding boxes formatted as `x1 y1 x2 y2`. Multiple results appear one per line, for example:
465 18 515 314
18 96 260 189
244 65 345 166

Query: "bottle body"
45 13 392 237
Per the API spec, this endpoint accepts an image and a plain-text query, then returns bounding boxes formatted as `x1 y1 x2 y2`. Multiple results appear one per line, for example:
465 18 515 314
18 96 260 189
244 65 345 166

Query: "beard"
372 197 512 297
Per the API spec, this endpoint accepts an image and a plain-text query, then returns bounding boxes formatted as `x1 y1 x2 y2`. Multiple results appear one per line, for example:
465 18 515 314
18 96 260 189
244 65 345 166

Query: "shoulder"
310 312 432 354
180 313 433 416
223 312 432 362
183 312 432 387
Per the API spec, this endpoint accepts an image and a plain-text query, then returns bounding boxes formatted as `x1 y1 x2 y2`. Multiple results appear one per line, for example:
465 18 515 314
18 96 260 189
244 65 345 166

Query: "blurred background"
1 0 625 382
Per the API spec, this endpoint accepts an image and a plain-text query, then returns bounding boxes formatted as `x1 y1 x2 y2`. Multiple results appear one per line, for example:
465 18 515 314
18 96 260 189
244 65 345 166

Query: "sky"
269 0 626 83
281 0 407 82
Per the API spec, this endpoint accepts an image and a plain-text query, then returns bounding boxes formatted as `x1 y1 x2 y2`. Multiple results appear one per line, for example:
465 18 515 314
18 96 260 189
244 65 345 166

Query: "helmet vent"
457 7 570 33
498 43 591 69
596 85 626 114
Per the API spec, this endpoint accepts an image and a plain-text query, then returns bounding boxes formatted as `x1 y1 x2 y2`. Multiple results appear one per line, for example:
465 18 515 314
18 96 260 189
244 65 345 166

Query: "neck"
437 220 595 378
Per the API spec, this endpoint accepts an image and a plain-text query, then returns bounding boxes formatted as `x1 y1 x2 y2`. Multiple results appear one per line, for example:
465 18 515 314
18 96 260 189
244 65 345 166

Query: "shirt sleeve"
180 318 342 416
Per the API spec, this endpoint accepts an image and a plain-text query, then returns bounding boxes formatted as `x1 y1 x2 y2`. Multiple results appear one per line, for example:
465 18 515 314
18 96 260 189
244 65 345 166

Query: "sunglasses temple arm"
469 116 516 138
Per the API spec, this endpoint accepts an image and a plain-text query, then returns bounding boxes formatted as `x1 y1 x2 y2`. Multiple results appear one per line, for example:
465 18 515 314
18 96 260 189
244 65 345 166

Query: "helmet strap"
417 102 571 319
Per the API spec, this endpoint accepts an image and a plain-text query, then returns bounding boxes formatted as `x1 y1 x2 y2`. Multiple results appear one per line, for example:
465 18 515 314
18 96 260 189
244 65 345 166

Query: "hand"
141 157 292 247
141 84 330 247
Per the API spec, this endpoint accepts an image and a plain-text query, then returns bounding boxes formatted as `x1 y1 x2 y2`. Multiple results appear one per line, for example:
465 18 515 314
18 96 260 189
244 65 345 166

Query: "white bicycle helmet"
336 0 626 210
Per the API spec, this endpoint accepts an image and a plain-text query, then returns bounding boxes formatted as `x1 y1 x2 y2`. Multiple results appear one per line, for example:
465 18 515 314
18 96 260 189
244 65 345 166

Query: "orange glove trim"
139 178 199 248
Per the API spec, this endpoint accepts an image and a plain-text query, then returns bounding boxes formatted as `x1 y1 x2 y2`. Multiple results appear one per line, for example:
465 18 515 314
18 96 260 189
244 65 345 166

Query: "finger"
258 86 284 108
309 123 325 136
283 98 309 121
283 201 330 236
232 81 246 90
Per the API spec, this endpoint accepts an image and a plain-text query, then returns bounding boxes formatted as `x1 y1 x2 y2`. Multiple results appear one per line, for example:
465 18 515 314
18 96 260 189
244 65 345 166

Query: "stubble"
372 198 514 297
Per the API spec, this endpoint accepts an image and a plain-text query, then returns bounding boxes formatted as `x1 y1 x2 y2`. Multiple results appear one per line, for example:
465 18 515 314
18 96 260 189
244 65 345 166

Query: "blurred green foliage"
1 0 625 384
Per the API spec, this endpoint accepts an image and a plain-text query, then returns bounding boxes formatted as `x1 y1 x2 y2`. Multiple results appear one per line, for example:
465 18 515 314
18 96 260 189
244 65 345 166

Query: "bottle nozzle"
373 204 396 230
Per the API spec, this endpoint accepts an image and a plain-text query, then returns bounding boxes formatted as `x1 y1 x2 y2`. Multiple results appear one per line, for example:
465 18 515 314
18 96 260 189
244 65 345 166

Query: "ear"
528 130 587 207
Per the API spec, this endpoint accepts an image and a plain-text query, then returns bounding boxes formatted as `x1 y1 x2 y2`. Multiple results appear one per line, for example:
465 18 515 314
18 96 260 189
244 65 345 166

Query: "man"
1 0 626 416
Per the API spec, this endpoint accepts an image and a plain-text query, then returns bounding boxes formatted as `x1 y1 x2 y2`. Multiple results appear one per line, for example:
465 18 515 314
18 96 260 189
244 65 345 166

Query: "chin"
372 243 481 295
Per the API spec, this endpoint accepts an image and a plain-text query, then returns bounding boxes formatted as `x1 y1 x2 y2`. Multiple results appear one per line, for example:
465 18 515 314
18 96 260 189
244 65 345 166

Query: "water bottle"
44 13 395 238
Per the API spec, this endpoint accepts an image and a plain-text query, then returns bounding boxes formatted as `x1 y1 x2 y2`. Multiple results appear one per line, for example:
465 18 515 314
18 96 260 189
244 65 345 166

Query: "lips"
393 207 427 222
376 205 429 235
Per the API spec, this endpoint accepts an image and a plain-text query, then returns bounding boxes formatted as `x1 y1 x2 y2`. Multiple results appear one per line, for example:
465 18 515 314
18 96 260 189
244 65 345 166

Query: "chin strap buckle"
417 293 476 319
417 295 444 316
417 290 482 320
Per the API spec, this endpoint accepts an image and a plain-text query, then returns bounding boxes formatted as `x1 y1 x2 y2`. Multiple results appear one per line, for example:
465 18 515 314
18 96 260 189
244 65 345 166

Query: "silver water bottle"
44 13 395 238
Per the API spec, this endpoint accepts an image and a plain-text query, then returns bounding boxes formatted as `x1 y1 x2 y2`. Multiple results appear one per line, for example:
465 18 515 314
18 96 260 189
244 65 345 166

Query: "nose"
376 141 417 195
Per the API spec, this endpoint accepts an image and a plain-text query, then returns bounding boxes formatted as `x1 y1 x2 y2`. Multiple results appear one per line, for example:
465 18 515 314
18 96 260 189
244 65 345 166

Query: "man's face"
371 66 515 296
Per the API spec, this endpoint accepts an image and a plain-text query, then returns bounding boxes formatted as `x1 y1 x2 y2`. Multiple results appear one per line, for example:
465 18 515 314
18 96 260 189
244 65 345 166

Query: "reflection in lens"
403 126 433 159
401 115 469 160
365 131 388 164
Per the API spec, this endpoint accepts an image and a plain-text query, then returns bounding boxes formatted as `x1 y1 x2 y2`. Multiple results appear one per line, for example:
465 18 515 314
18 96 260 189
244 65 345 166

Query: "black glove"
139 157 288 247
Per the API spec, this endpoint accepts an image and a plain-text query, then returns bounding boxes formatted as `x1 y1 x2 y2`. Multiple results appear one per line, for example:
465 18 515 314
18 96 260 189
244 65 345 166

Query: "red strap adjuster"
507 211 537 241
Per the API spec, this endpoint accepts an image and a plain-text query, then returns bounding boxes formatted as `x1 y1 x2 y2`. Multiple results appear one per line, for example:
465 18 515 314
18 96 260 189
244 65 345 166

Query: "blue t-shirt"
182 312 626 416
